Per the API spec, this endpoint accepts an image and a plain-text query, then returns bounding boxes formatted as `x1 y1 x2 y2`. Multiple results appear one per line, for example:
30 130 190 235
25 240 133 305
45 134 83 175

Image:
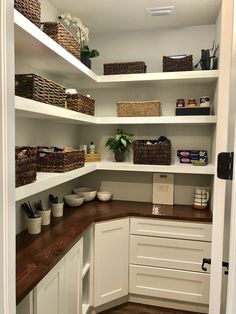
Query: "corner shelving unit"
14 8 218 201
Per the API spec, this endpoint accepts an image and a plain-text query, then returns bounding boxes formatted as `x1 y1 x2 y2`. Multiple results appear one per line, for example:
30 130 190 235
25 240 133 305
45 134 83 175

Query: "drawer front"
130 235 211 272
130 218 212 241
129 265 210 304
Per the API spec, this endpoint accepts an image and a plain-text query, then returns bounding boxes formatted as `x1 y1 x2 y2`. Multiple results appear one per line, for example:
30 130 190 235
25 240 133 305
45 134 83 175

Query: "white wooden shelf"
15 96 217 125
82 263 91 279
82 304 90 314
14 9 219 89
15 163 97 201
97 161 215 175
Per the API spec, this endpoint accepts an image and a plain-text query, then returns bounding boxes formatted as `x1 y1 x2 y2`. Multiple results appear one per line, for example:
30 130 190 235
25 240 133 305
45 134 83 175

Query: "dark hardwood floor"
100 302 204 314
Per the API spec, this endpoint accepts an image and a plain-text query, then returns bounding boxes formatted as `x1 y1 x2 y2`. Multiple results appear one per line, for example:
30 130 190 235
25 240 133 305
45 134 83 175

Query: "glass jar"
176 99 185 107
187 98 197 107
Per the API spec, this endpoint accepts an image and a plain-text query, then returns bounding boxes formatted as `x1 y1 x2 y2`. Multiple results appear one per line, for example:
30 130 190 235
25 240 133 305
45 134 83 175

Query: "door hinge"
217 152 234 180
202 258 229 275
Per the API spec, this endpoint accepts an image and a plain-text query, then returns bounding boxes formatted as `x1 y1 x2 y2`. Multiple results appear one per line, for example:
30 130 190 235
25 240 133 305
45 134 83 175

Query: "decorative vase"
115 152 125 162
80 55 91 69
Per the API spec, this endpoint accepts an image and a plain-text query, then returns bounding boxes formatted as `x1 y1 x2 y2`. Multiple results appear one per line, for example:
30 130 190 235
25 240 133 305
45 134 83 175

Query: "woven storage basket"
14 0 41 28
104 61 146 75
15 74 66 107
43 22 80 60
117 100 160 117
163 55 193 72
37 148 85 173
133 140 171 165
67 94 95 116
15 146 37 187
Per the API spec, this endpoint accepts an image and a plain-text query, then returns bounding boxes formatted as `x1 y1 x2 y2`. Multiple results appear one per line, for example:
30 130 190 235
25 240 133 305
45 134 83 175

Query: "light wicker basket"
15 74 66 107
43 22 80 60
14 0 41 28
117 100 161 117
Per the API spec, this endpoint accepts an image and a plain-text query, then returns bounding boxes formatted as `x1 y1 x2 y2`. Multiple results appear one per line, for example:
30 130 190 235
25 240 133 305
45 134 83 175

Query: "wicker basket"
43 22 80 60
67 94 95 116
163 55 193 72
14 0 41 28
104 61 146 75
37 148 85 173
117 101 161 117
133 140 171 165
15 146 37 187
15 74 66 107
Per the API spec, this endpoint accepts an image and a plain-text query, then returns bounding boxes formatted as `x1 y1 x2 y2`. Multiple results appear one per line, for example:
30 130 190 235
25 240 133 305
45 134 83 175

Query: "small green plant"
81 45 99 59
105 129 133 153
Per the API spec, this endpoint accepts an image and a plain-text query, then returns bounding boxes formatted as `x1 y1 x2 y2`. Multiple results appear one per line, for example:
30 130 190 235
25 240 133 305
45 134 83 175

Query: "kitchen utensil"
49 194 59 204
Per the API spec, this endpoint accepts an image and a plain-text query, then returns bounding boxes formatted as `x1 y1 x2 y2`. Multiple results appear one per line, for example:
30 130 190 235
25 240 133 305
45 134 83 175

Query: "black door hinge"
217 152 234 180
202 258 229 275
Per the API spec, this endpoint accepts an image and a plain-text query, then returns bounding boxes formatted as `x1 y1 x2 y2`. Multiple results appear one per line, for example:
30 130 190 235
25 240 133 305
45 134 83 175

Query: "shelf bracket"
217 152 234 180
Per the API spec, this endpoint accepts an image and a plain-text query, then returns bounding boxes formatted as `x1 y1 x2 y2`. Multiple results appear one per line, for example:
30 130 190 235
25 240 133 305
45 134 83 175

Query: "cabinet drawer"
130 235 211 272
130 218 212 241
129 265 210 304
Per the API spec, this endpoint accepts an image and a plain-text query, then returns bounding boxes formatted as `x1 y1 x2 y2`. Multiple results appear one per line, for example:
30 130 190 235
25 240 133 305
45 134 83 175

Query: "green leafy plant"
105 129 133 153
81 45 99 59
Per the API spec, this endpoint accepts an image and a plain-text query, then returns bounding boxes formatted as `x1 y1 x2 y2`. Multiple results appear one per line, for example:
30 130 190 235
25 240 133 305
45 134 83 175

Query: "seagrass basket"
37 148 85 173
133 140 171 165
66 94 95 116
14 0 41 28
15 74 66 107
15 146 37 187
43 22 80 60
104 61 146 75
117 100 161 117
163 55 193 72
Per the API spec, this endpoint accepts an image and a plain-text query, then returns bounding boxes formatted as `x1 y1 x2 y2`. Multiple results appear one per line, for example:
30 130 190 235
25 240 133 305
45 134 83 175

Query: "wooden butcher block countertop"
16 200 212 304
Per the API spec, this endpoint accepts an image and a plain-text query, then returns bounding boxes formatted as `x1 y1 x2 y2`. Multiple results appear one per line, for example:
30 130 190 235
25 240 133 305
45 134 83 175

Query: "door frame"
0 0 15 313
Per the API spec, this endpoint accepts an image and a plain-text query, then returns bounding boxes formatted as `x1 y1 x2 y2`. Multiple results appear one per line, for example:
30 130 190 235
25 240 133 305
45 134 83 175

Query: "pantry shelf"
14 9 219 89
15 163 97 201
96 161 215 175
15 96 217 125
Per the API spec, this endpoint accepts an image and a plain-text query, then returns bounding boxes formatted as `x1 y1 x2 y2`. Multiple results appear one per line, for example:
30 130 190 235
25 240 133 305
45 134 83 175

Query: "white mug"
193 187 209 209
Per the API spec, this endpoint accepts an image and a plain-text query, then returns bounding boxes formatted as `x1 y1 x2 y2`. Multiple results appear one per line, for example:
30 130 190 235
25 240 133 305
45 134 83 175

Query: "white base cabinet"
94 218 129 307
129 218 212 306
16 292 33 314
34 239 83 314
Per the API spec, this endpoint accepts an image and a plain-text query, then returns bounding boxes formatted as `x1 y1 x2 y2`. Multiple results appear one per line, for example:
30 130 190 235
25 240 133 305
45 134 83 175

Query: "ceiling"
48 0 221 34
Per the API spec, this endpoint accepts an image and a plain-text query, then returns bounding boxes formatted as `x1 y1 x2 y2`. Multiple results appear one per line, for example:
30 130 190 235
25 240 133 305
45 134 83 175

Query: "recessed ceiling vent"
147 6 175 17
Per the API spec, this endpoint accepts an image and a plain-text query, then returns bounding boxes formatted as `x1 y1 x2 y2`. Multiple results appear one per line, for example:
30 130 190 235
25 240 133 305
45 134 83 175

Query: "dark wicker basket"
15 74 66 107
117 101 161 117
67 94 95 116
43 22 80 60
15 146 37 187
133 140 171 165
37 148 85 173
14 0 41 28
104 61 146 75
163 55 193 72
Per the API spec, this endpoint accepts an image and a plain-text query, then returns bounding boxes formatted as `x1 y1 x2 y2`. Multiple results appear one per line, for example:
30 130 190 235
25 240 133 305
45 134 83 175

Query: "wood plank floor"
100 302 204 314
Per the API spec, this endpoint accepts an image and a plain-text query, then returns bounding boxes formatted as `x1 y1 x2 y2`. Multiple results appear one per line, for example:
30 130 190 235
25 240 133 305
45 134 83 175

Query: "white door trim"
0 0 15 313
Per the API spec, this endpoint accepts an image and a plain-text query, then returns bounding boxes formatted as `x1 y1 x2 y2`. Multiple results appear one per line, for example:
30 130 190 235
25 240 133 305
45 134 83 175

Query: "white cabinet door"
94 218 129 307
64 239 83 314
16 292 33 314
34 260 64 314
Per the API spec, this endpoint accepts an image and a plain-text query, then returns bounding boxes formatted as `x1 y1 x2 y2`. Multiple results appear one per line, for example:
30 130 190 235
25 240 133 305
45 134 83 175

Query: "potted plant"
58 13 99 69
105 129 133 162
80 45 99 69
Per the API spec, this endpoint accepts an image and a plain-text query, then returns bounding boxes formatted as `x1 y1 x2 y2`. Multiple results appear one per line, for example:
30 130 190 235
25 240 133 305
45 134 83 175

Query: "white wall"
89 25 216 74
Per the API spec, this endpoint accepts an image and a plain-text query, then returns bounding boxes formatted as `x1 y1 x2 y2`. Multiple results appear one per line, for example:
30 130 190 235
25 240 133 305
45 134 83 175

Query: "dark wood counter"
16 200 212 305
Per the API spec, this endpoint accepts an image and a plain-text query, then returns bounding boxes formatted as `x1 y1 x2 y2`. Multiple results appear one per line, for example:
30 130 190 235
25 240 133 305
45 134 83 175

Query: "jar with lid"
187 98 197 107
176 99 185 108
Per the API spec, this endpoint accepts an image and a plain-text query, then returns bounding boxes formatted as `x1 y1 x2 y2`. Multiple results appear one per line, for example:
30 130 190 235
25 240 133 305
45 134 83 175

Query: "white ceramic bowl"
73 187 97 202
64 194 85 207
97 191 112 202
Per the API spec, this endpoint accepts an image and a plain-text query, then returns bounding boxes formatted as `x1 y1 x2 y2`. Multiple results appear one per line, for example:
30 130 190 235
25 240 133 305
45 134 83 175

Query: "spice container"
187 99 197 107
200 96 211 107
176 99 185 107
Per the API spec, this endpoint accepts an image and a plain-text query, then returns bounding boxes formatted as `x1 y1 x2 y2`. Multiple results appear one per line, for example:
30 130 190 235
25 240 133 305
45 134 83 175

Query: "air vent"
147 6 175 17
